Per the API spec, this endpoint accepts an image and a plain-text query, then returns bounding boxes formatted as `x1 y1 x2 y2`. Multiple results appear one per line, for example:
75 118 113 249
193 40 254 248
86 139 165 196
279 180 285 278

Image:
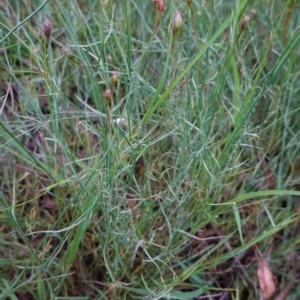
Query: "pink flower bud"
44 19 52 38
104 88 113 102
241 15 250 30
173 10 183 31
153 0 165 13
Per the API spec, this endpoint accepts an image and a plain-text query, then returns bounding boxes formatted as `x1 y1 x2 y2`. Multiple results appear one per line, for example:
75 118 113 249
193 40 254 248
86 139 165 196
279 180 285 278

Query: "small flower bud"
44 18 52 38
153 0 165 13
170 10 183 54
241 15 250 30
109 72 119 87
173 10 183 32
249 9 257 18
104 88 113 103
107 54 113 64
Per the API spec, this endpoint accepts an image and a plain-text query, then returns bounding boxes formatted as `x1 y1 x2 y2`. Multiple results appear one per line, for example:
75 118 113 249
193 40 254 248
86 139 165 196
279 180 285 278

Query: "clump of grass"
1 0 300 299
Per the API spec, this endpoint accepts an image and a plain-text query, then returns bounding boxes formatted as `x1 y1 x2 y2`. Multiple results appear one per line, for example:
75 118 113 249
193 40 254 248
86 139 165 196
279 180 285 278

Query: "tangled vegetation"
0 0 300 299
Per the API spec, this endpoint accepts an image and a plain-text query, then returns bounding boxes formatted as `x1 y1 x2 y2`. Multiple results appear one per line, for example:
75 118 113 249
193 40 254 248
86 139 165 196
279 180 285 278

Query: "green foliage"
0 0 300 299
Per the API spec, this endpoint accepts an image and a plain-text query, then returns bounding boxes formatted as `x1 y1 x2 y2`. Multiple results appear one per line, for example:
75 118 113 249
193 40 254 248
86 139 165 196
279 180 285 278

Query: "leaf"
169 288 204 299
257 257 275 299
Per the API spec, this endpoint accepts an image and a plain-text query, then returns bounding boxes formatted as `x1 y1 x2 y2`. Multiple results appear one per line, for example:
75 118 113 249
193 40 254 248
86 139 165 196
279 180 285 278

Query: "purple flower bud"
44 19 52 38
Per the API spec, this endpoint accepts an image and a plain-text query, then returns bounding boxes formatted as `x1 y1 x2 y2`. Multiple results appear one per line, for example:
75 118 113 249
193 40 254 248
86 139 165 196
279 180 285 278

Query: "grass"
0 0 300 299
